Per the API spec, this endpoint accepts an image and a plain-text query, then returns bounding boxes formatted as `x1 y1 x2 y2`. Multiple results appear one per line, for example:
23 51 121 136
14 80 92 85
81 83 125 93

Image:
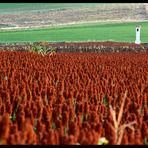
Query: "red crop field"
0 50 147 145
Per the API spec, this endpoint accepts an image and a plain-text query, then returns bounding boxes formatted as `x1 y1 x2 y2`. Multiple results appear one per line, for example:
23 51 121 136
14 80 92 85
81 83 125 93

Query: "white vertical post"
135 26 141 44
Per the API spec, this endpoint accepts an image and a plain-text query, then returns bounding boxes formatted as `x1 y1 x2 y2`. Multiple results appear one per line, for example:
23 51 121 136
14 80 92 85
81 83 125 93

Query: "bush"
31 45 48 55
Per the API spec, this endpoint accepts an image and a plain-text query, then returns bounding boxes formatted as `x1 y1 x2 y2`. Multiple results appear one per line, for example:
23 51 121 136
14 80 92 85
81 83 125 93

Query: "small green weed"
33 118 38 133
103 94 108 106
10 97 20 122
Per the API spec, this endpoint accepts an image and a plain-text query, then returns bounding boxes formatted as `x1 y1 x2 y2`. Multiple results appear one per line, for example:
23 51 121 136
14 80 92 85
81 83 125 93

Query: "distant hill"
0 3 148 29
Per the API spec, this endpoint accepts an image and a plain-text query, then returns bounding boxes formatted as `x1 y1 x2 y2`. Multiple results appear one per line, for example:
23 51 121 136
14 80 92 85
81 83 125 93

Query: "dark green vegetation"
0 21 148 43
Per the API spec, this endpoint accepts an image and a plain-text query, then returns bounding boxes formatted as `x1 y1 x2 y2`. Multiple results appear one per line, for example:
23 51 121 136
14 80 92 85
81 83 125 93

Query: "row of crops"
46 42 147 53
0 50 147 144
0 41 148 53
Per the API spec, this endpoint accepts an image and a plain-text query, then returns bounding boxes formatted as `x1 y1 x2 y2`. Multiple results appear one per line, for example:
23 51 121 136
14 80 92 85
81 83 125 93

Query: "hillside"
0 3 148 29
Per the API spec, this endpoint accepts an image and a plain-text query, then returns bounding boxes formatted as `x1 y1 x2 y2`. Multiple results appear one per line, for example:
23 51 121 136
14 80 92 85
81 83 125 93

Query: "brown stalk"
109 90 136 145
117 90 128 126
117 121 136 145
109 105 118 143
